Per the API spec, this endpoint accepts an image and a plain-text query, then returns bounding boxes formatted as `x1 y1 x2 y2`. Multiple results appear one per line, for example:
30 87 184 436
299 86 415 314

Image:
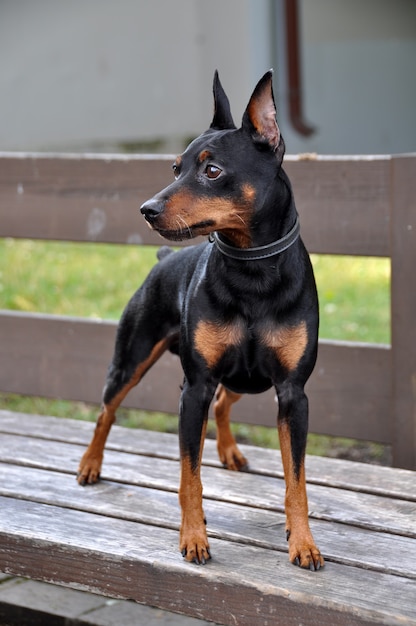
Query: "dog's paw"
77 453 102 486
286 529 324 571
217 442 248 471
180 530 211 565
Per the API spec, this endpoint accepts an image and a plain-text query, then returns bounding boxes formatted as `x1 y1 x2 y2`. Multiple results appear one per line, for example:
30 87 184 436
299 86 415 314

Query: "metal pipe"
284 0 315 136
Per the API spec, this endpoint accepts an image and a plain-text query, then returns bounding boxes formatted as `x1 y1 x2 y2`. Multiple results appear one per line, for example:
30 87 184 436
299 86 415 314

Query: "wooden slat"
1 411 413 501
390 155 416 469
0 153 391 255
0 153 173 246
284 155 391 256
1 463 415 580
3 497 415 626
307 339 391 442
0 311 391 443
1 433 415 539
0 309 182 415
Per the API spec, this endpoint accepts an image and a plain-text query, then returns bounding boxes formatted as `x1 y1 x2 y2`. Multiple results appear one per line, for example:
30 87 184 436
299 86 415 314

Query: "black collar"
210 216 300 261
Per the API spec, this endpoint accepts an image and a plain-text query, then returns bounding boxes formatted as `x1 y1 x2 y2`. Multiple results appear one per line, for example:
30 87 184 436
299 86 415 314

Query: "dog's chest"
193 318 308 373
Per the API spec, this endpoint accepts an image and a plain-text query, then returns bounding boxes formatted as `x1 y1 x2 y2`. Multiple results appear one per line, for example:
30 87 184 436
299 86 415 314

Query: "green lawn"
0 238 391 462
1 238 390 343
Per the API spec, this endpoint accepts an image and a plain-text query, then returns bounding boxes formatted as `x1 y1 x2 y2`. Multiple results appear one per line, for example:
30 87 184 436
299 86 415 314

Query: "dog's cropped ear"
210 71 236 130
242 71 282 153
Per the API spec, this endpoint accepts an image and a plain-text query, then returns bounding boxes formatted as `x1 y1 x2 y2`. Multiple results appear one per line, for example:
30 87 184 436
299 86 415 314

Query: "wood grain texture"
2 411 414 499
0 412 415 625
390 155 416 469
1 433 414 538
0 153 173 245
3 501 408 626
0 153 390 254
284 155 391 256
1 462 414 579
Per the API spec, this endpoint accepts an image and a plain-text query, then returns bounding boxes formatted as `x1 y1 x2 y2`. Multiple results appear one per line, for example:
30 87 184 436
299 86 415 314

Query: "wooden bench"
0 152 415 468
0 410 415 625
0 152 416 625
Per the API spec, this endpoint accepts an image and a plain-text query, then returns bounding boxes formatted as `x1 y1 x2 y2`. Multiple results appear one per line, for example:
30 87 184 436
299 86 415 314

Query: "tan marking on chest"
194 321 244 368
261 321 308 371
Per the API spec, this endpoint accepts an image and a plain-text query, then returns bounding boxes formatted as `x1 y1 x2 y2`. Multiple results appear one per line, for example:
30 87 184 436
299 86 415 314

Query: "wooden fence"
0 152 415 468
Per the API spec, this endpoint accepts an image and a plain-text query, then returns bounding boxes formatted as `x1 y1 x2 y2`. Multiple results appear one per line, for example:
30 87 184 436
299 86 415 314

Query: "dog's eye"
205 164 222 179
172 163 180 179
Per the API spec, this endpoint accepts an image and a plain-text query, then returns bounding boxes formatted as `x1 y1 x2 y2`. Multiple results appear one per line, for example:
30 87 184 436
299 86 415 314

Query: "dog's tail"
157 246 174 261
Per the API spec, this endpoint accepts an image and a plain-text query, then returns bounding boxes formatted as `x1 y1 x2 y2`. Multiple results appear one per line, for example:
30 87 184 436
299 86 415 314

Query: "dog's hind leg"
80 343 169 485
214 384 248 471
77 279 176 486
77 335 170 485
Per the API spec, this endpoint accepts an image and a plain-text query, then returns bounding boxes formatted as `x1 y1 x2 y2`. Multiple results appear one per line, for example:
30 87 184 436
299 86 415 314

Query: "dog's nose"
140 198 162 224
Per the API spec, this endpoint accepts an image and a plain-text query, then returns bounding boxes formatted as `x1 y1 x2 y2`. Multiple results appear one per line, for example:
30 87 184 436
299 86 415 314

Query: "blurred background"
2 0 412 465
1 0 415 155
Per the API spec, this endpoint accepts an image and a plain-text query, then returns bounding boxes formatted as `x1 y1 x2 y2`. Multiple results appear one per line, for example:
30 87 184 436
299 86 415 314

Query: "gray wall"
0 0 415 154
298 0 416 154
0 0 271 152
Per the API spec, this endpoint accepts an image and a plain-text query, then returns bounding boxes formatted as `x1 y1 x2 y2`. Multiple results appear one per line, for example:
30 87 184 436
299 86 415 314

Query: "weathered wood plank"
1 433 414 538
0 310 182 414
284 155 391 256
1 498 415 626
1 463 415 580
1 412 414 501
390 155 416 469
0 153 173 246
0 153 391 255
1 411 415 624
307 339 391 442
0 311 392 443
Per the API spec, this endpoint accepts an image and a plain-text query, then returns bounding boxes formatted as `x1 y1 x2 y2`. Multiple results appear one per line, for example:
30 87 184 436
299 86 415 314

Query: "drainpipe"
284 0 315 136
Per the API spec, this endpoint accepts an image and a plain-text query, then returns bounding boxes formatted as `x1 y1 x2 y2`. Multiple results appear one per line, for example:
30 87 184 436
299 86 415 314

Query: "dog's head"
140 71 285 247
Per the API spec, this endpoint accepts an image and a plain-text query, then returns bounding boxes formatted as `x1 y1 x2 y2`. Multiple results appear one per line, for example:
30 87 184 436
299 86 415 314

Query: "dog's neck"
210 216 300 261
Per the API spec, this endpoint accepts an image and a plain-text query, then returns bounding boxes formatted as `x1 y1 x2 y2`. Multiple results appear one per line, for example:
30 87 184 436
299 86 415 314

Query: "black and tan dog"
78 71 324 571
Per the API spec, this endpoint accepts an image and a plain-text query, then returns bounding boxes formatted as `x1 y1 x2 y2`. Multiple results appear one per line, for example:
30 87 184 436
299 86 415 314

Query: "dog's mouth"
155 220 215 241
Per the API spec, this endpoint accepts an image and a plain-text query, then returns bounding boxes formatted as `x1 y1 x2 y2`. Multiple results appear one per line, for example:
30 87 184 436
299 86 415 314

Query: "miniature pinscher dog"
78 70 324 571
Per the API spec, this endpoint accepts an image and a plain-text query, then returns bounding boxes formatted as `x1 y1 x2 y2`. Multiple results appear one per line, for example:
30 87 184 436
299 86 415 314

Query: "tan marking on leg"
77 406 115 485
278 420 324 570
77 338 169 485
214 385 247 470
194 320 244 369
261 321 308 371
179 420 210 564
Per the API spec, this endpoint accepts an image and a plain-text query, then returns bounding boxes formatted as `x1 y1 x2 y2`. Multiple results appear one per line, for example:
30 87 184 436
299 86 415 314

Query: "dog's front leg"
178 378 215 564
276 382 324 571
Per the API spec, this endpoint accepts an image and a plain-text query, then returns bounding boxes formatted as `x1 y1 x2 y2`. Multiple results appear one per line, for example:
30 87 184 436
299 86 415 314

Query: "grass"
0 238 157 321
0 238 390 342
0 238 391 463
311 254 390 344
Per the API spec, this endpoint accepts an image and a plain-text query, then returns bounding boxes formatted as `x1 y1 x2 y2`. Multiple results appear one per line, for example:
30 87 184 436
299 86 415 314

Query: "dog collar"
210 216 300 261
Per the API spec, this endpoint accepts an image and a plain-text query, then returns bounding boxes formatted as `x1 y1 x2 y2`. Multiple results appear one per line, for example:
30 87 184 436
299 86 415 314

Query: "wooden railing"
0 153 415 468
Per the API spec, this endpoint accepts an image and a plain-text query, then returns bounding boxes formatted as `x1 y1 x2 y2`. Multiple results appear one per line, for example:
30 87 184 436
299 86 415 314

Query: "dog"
77 70 324 571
